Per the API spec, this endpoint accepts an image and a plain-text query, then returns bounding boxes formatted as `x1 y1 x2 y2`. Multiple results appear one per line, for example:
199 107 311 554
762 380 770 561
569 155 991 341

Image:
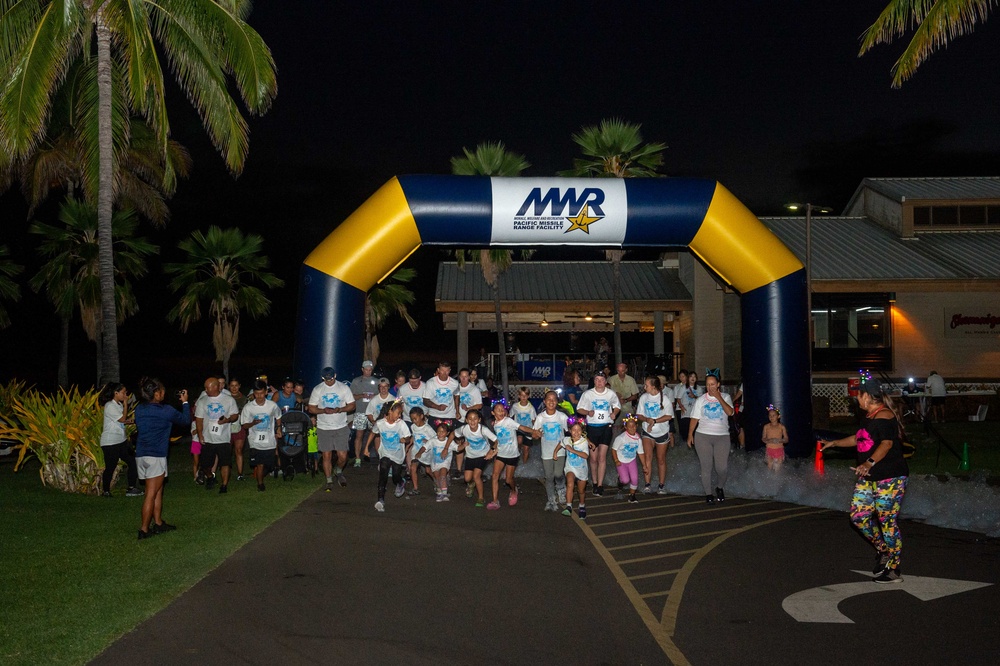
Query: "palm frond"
451 141 530 177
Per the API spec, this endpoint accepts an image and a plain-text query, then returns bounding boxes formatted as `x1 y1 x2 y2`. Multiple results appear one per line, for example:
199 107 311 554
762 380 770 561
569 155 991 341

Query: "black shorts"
644 432 671 445
249 448 276 469
463 456 488 471
201 441 232 468
497 456 520 467
588 425 613 447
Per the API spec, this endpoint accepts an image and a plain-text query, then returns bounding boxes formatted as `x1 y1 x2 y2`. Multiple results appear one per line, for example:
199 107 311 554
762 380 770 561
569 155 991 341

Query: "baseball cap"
362 360 374 368
378 377 390 385
593 371 606 378
321 367 336 379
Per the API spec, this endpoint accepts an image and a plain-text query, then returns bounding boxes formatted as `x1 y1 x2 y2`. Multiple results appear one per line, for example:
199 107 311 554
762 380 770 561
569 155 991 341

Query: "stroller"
279 410 314 479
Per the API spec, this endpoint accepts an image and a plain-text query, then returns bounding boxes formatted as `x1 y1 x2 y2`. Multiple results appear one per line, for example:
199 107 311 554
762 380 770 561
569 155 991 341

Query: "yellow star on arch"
564 204 603 234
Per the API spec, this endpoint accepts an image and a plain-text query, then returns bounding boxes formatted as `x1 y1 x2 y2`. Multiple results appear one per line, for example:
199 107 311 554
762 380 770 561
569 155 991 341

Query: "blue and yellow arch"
295 176 812 455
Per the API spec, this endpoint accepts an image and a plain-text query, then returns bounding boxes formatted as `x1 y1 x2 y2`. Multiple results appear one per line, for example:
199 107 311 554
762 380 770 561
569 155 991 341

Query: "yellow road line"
588 501 774 528
583 495 693 516
641 590 672 599
629 569 682 581
597 506 807 538
619 549 702 565
585 498 726 520
606 529 731 551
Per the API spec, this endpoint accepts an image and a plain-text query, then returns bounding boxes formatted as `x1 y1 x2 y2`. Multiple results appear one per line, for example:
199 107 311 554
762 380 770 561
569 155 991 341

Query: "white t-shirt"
927 374 947 396
397 381 426 421
456 383 484 422
637 392 671 438
365 392 395 423
474 378 488 394
690 393 734 436
410 422 436 465
423 376 459 419
491 417 520 459
308 381 355 430
456 423 497 459
509 401 537 430
430 436 453 471
100 400 127 446
612 431 644 463
678 384 703 415
562 437 590 481
532 410 569 460
241 399 282 450
195 393 239 444
376 418 411 464
578 387 620 427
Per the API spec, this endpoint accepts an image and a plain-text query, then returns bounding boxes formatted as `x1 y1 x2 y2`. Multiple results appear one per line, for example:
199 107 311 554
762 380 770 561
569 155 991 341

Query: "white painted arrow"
782 571 993 623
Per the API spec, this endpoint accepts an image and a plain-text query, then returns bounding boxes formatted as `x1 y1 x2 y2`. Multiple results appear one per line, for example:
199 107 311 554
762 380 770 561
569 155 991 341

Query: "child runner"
360 377 395 465
612 415 644 503
190 420 202 483
487 401 530 510
762 405 788 470
531 390 570 512
509 387 537 463
555 421 591 518
452 409 497 507
373 400 412 512
428 422 454 501
637 376 673 494
240 379 283 491
408 407 436 495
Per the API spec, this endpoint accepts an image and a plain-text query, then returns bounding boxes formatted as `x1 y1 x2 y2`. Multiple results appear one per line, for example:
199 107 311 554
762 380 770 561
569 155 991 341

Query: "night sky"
2 1 999 388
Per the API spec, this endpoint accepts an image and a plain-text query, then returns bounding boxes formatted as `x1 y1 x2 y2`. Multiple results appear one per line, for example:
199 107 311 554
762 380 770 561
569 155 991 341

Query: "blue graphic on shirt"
592 399 611 413
465 431 489 454
642 401 661 417
703 400 725 420
321 392 342 408
414 433 428 448
434 441 450 461
404 395 423 409
514 410 532 426
434 387 454 404
496 426 514 447
460 391 476 407
253 414 271 431
542 422 562 443
207 402 226 418
381 430 403 452
622 443 639 457
566 444 586 468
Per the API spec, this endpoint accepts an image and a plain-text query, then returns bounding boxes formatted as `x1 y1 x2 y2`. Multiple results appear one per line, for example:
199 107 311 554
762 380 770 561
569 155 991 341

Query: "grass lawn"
0 451 324 666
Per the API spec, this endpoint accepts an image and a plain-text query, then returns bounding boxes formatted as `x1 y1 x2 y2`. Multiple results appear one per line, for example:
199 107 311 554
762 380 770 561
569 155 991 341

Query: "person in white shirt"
926 370 947 423
637 376 673 495
576 371 621 496
99 382 141 497
372 400 412 512
396 368 426 423
308 367 356 491
423 361 460 472
427 422 455 501
360 378 395 464
452 409 497 507
240 380 283 492
686 371 735 503
195 376 240 493
407 407 437 496
532 390 570 512
677 371 703 443
612 416 645 503
456 368 484 424
486 401 532 510
554 421 591 518
469 367 489 396
510 387 538 463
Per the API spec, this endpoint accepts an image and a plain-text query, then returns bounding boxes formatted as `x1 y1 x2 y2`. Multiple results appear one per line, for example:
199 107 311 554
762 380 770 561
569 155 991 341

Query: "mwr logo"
530 366 553 379
516 187 606 217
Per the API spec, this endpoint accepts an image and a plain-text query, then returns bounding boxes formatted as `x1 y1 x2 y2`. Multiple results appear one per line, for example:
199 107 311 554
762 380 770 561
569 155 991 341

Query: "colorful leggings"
850 476 908 569
617 459 639 489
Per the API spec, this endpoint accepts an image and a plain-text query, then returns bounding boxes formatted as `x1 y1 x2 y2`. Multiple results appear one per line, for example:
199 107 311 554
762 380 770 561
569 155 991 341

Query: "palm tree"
561 119 667 366
0 1 277 384
0 245 23 329
165 226 284 380
29 197 157 385
860 0 994 87
365 267 418 366
451 141 532 401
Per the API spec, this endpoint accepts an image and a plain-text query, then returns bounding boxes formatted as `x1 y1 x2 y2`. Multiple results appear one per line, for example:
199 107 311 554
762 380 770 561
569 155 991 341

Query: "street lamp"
785 203 833 369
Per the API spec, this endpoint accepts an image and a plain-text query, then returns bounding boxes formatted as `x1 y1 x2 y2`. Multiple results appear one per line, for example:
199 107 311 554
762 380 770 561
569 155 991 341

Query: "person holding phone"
134 378 191 539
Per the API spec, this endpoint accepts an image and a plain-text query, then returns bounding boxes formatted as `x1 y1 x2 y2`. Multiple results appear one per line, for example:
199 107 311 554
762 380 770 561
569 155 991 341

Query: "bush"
0 384 110 494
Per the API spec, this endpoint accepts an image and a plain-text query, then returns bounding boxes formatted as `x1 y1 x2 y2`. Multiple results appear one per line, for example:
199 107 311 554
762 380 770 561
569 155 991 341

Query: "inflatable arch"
295 176 812 455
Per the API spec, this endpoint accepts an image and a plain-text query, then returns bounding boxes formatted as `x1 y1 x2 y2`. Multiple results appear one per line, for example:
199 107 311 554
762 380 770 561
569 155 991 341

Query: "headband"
705 367 721 380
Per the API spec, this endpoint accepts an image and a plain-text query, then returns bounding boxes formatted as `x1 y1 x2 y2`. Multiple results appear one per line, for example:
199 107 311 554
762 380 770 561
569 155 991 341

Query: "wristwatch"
866 457 876 465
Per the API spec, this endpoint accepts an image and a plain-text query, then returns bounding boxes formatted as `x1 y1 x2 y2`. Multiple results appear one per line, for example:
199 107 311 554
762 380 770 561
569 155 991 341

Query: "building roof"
435 261 691 305
761 216 1000 281
845 177 1000 211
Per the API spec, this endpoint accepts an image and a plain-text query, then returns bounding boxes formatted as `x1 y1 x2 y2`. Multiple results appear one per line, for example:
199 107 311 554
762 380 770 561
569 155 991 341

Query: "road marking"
588 501 774 527
782 571 994 623
630 569 682 581
584 496 702 518
619 549 701 565
598 505 808 538
606 529 731 551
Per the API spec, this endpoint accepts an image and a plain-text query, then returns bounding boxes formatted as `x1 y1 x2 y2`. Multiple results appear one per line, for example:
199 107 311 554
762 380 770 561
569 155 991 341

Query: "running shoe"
561 508 572 516
487 501 500 510
102 491 112 498
873 568 902 584
642 484 653 495
353 458 362 468
578 506 587 519
544 500 555 512
137 529 153 541
407 489 420 496
258 484 266 492
593 485 604 497
151 522 176 534
436 493 446 503
325 482 333 493
705 494 715 504
218 485 228 494
375 500 385 512
196 469 205 485
205 474 216 490
394 483 406 498
715 487 726 502
657 484 668 495
508 491 518 507
475 500 485 508
628 494 639 504
338 473 347 487
873 552 891 576
237 474 246 481
465 484 474 498
441 494 450 502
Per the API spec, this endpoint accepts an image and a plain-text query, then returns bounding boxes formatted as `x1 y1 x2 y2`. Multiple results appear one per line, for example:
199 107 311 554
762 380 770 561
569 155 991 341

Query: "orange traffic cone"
815 440 825 474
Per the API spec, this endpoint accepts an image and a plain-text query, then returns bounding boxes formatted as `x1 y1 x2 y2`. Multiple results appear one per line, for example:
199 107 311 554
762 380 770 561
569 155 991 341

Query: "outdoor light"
585 312 593 321
540 315 549 327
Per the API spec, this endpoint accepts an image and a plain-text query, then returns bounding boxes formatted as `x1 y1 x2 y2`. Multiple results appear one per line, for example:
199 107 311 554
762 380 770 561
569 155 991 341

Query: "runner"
456 368 484 424
576 371 621 496
637 376 672 494
194 376 239 494
396 368 426 423
308 366 356 491
422 361 460 474
240 379 283 492
532 390 570 512
350 360 379 461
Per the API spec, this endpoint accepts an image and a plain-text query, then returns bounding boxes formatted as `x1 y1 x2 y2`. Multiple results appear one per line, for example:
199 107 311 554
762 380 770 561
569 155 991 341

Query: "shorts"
589 425 613 447
463 456 488 471
497 456 520 467
766 445 785 460
352 413 370 430
249 447 276 469
564 463 589 482
137 456 168 479
431 459 453 473
231 430 246 444
644 431 671 445
202 442 233 467
190 439 202 455
316 427 349 452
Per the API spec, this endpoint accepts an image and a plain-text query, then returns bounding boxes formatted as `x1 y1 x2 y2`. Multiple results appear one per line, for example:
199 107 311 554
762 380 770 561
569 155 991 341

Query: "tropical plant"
30 197 157 385
860 0 994 87
0 244 23 328
561 119 667 365
365 267 418 365
0 384 108 494
451 141 532 401
165 226 284 380
0 0 278 384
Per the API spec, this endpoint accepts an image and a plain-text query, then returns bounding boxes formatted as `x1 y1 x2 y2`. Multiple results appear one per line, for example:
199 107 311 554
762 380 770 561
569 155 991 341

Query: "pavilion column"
456 312 469 369
653 311 665 355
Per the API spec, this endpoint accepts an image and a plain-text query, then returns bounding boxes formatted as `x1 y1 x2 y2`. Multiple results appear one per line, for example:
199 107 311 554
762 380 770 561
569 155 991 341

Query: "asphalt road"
91 466 1000 665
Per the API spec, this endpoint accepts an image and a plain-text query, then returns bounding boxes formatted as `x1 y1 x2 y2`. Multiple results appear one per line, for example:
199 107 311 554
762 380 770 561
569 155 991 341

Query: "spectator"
98 382 141 498
134 378 190 539
926 370 947 423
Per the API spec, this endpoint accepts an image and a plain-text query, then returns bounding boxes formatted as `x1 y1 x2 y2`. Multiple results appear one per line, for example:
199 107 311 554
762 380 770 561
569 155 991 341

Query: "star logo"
564 204 603 234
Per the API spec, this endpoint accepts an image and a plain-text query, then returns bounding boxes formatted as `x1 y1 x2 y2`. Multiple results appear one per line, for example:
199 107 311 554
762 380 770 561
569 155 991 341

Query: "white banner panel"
490 178 628 245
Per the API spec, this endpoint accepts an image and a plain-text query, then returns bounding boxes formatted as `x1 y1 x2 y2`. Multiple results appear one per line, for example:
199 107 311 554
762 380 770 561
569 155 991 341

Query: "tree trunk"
493 281 509 403
57 315 69 388
96 13 119 383
609 250 624 366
